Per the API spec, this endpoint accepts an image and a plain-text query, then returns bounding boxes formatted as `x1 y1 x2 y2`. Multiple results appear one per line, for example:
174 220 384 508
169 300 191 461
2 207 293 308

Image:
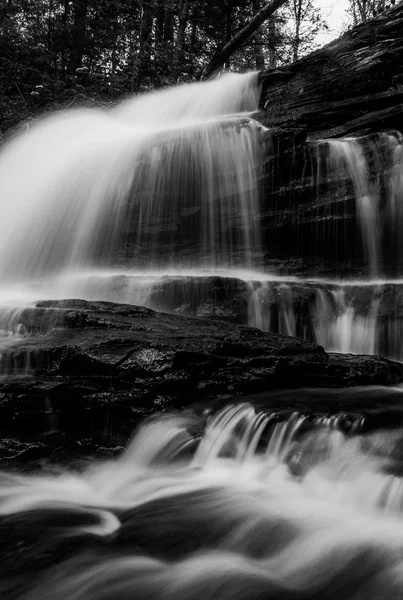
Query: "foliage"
285 0 328 62
0 0 329 137
347 0 394 23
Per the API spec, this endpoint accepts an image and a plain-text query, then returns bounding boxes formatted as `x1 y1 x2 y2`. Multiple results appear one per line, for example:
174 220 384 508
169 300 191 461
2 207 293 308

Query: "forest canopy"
0 0 392 137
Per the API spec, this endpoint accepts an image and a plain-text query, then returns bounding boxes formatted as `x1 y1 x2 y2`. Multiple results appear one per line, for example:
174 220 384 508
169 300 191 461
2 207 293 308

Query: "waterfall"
313 132 403 277
4 404 403 599
1 73 403 365
3 73 403 600
315 137 381 277
247 277 403 360
0 72 265 283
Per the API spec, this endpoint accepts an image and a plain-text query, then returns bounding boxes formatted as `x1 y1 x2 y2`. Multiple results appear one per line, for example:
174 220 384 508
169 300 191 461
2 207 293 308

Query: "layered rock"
1 299 403 464
257 5 403 276
64 273 403 362
259 5 403 138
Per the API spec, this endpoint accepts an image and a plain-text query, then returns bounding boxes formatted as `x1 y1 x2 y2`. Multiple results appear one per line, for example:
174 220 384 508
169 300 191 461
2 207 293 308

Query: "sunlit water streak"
3 404 403 599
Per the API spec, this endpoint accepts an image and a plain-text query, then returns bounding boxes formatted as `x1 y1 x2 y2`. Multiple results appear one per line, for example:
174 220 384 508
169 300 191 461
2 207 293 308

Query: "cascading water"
0 72 264 283
312 131 403 278
4 71 403 599
1 71 403 361
248 132 403 359
0 72 269 355
4 403 403 599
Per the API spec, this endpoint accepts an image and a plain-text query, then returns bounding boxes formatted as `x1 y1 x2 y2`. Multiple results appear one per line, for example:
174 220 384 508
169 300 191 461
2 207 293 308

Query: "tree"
201 0 290 79
348 0 386 23
252 0 266 69
287 0 328 62
67 0 88 76
0 0 336 138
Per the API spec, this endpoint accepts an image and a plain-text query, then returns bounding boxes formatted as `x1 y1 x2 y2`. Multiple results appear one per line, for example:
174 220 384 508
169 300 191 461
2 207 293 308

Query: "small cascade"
0 306 32 341
0 304 67 377
0 305 41 377
5 405 403 599
313 131 403 277
247 277 403 360
119 403 403 515
247 279 308 338
315 136 381 276
2 272 403 369
313 286 380 355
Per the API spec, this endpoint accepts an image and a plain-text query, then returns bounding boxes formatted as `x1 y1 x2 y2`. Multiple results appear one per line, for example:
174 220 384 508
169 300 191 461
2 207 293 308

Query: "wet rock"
145 275 249 323
256 5 403 277
311 352 403 387
207 385 403 436
0 299 402 454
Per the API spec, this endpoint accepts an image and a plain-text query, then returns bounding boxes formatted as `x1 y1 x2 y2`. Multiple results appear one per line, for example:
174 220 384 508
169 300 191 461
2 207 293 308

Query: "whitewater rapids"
2 403 403 599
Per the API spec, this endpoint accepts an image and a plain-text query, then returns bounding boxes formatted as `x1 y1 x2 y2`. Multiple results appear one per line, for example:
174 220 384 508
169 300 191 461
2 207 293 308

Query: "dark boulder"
0 299 402 464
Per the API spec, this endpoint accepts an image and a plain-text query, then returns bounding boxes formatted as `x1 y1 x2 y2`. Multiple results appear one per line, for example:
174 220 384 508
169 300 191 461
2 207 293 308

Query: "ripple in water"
2 404 403 599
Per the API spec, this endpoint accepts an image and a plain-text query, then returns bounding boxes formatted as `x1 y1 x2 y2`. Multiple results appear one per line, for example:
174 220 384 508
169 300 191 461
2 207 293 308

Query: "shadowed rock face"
1 299 403 465
259 128 403 278
256 5 403 277
259 5 403 139
72 273 403 363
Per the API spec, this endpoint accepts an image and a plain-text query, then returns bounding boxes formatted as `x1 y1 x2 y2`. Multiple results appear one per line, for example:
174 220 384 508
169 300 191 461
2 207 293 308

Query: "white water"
314 132 403 277
316 137 381 277
1 269 403 367
0 72 264 283
3 404 403 599
2 67 403 600
1 72 403 362
248 277 403 359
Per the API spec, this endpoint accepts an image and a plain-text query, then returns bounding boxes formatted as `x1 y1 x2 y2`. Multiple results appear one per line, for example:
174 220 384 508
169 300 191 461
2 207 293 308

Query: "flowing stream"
2 71 403 598
3 404 403 599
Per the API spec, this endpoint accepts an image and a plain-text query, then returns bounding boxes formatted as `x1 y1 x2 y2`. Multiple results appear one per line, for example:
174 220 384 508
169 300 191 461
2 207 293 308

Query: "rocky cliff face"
257 5 403 277
259 5 403 138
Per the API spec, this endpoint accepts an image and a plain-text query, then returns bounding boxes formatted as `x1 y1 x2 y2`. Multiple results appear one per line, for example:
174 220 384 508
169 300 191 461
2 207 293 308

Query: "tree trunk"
253 0 266 70
136 0 154 88
67 0 88 76
201 0 289 79
164 3 174 44
190 19 197 53
292 0 303 62
174 0 191 79
111 27 117 96
155 0 164 49
223 1 233 70
267 17 277 67
164 2 174 67
61 0 70 77
0 0 13 25
189 3 199 74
